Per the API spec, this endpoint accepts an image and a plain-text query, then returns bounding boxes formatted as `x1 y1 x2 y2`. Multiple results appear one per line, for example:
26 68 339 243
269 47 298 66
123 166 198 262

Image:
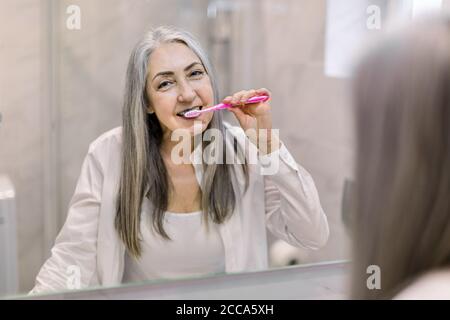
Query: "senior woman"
30 26 329 294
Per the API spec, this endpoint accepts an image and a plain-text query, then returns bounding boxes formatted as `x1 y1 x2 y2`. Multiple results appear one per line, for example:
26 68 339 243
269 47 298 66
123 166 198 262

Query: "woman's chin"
182 117 208 136
172 117 208 136
188 121 208 136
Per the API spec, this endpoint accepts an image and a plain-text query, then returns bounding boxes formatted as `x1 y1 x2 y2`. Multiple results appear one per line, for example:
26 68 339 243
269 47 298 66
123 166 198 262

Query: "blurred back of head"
351 14 450 299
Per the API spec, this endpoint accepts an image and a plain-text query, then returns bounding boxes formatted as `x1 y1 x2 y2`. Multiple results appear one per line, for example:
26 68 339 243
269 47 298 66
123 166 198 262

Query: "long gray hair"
115 26 248 258
351 15 450 299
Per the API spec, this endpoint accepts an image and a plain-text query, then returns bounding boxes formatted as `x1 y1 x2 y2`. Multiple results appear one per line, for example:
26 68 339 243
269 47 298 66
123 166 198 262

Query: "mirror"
22 261 350 300
2 0 448 299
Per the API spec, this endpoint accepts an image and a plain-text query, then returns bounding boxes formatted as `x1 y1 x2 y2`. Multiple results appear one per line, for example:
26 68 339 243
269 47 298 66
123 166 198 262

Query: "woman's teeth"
177 106 202 117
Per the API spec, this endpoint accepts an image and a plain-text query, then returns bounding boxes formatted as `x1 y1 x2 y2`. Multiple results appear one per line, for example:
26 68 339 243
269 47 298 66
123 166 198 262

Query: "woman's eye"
158 81 172 89
190 70 204 77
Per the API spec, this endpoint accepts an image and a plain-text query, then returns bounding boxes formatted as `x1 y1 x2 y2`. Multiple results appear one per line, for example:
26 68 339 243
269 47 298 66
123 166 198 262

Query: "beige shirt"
30 122 329 295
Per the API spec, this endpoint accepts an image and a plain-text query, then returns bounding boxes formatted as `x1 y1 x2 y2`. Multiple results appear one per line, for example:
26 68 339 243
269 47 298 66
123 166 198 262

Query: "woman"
351 15 450 299
30 26 329 294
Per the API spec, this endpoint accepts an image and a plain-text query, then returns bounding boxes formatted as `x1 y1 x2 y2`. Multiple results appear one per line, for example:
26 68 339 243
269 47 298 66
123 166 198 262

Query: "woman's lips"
176 106 203 117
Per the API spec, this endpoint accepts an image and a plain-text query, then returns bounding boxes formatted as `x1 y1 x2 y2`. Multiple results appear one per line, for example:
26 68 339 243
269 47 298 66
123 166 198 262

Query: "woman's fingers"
236 89 270 104
240 89 257 104
225 88 272 132
223 88 270 109
223 95 233 105
256 88 271 99
228 104 249 125
228 105 245 116
230 91 247 105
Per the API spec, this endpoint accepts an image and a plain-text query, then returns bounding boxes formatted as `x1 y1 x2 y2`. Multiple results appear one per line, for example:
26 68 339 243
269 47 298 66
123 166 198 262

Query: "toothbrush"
183 95 270 119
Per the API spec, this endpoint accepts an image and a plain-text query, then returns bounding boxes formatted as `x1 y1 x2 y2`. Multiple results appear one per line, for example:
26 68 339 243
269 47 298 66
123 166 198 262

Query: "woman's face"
146 42 214 138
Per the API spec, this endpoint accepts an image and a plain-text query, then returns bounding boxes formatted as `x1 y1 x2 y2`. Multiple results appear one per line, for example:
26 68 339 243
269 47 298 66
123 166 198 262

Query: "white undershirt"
122 210 226 284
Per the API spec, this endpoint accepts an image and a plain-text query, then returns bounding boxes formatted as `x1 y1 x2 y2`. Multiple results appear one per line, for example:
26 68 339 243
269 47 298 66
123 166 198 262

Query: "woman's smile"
146 42 215 137
176 105 203 117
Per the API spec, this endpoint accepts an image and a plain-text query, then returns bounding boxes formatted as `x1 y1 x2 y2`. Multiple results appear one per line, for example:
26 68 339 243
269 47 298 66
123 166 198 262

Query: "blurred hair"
351 15 450 299
116 26 248 258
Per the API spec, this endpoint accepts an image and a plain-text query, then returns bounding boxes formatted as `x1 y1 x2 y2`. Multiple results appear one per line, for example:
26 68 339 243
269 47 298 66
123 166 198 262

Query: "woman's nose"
177 80 196 103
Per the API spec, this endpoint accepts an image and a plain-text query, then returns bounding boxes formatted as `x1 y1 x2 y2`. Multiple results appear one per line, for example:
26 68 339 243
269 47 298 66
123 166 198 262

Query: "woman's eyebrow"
152 62 203 81
184 61 202 71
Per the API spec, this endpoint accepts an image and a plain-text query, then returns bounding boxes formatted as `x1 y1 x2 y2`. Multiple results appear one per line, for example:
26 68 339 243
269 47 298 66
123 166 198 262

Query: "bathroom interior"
0 0 448 299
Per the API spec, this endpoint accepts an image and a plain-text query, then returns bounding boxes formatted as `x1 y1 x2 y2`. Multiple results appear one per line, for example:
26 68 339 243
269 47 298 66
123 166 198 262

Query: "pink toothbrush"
183 95 270 118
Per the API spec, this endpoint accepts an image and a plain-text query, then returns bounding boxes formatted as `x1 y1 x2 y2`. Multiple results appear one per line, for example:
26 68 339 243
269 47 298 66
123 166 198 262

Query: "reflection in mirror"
3 0 448 299
23 261 349 300
27 20 331 296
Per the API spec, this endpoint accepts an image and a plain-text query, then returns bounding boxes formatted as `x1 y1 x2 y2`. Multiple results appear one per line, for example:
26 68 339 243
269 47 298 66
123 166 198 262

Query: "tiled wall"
0 0 47 295
261 0 355 262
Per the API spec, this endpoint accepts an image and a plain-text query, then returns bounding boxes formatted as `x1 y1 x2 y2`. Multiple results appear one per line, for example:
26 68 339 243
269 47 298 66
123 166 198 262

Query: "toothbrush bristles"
184 110 201 118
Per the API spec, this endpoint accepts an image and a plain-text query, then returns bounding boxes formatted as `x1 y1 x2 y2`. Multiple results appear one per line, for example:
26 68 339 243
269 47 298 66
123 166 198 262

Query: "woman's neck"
160 132 197 163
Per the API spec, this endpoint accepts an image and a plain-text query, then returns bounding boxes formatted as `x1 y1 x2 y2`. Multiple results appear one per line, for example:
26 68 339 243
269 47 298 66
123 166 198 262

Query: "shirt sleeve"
261 142 330 250
29 147 103 295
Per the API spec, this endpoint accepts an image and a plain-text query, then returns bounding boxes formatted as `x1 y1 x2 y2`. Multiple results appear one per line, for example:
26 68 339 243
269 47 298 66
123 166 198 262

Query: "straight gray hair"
351 15 450 299
115 26 248 258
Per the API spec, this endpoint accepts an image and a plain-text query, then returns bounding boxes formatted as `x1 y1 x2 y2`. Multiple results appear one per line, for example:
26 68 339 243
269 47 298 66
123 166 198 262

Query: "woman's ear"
146 98 154 114
144 90 154 114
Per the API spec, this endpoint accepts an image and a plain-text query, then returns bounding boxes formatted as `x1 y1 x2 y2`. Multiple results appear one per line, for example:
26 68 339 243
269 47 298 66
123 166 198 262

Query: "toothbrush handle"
212 103 232 111
220 95 269 109
245 95 270 104
203 95 270 114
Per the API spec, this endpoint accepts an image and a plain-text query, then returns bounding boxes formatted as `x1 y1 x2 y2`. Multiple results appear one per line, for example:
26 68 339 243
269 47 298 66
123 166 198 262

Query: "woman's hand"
223 88 271 130
223 88 280 154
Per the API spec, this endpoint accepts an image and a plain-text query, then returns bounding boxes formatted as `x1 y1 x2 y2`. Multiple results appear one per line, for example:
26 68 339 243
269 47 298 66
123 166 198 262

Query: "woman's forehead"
148 42 202 76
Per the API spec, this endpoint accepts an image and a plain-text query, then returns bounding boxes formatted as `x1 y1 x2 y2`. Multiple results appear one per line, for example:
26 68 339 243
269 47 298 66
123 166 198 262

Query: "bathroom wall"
260 0 354 262
214 0 354 263
0 0 47 294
